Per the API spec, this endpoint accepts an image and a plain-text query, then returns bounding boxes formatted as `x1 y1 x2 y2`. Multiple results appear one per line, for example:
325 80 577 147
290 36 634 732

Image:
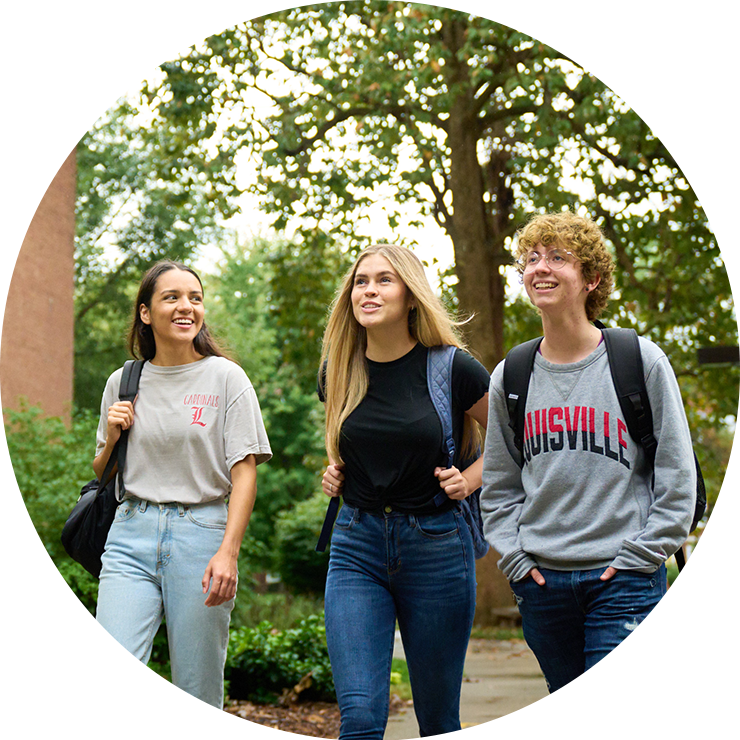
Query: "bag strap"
316 345 456 550
503 337 542 468
315 358 339 552
599 328 657 466
112 360 145 494
426 345 457 507
315 496 340 553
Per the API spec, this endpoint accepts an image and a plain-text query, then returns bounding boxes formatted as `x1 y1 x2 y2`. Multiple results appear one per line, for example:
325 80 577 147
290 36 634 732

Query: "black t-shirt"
320 343 490 514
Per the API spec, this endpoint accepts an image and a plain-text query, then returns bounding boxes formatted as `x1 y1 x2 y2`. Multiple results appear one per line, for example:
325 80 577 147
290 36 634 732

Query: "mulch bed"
225 694 409 737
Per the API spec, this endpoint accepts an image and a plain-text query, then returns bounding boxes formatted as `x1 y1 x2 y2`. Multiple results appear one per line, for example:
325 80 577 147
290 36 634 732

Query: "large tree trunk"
446 108 506 372
443 21 516 621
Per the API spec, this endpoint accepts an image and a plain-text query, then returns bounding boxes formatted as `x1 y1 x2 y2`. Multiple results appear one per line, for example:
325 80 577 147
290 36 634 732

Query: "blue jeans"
96 498 234 708
510 565 667 693
324 505 476 740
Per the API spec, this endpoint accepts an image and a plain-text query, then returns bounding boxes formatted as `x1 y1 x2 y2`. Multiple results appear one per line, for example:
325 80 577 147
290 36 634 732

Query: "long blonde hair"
320 244 481 465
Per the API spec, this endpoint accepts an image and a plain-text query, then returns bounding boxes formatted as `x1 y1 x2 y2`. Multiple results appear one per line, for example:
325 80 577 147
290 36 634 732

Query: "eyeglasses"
518 248 578 272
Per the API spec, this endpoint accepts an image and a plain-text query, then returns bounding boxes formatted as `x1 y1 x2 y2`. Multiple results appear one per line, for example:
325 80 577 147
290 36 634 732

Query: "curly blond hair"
514 211 615 321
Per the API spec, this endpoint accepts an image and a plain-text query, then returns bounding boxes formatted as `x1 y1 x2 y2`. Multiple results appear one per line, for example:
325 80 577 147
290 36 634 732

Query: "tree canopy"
141 1 734 379
74 98 238 409
70 2 736 598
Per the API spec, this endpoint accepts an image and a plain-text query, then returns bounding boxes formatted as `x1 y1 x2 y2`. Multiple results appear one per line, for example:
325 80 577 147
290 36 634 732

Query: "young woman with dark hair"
94 260 271 707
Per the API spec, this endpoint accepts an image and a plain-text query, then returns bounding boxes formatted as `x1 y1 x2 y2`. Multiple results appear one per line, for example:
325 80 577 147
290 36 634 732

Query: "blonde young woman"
319 244 489 739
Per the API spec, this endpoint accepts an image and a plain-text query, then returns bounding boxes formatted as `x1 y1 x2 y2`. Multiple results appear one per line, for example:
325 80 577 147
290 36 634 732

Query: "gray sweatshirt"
480 338 695 582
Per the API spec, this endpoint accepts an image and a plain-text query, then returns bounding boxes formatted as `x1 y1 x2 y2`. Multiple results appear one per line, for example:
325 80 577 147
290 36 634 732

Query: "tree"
74 99 239 410
204 237 347 563
78 2 735 617
143 1 734 384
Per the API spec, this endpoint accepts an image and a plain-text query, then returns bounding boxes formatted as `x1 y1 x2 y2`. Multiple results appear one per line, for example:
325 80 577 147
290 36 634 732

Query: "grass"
230 590 325 631
390 657 412 700
470 626 524 641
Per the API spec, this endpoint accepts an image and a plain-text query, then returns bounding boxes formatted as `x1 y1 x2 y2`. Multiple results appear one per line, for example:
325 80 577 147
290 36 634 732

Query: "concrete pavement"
384 637 549 739
385 640 740 740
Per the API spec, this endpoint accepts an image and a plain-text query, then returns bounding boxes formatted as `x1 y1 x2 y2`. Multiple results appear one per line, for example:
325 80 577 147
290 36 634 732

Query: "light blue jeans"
96 497 234 708
325 505 476 739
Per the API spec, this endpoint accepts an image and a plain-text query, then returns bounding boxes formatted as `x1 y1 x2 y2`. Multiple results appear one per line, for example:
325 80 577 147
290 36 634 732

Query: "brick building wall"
1 151 76 422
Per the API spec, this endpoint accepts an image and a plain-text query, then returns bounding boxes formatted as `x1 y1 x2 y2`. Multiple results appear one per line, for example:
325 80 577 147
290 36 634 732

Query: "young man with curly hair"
480 211 695 692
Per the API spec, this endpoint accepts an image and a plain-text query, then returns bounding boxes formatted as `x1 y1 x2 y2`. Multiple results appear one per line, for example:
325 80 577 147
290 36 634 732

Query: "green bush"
55 559 100 614
225 614 335 703
230 590 325 632
5 404 101 606
147 624 172 680
273 492 331 595
390 657 412 700
6 405 98 557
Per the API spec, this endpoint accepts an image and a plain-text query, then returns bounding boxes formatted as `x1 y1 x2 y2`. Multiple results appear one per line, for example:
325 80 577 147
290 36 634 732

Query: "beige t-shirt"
96 356 272 504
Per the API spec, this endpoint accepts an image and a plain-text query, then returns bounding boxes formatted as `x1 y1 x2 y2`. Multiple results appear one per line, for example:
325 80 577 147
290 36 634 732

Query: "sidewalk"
385 640 740 740
384 637 549 739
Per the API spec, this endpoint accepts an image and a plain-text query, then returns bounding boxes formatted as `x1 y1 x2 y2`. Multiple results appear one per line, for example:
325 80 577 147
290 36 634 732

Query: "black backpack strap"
119 359 144 402
114 360 145 497
503 337 542 468
316 496 340 553
600 328 657 466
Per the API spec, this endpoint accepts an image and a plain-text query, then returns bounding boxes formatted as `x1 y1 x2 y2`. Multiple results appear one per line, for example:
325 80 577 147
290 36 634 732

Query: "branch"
280 107 370 157
75 253 136 323
478 101 539 130
593 202 640 293
673 368 699 380
556 102 676 175
78 187 138 262
245 26 312 81
472 45 536 114
425 170 453 234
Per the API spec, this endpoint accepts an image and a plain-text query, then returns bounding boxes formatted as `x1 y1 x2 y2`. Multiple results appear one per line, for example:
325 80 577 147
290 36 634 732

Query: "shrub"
5 404 101 606
230 590 325 632
273 492 331 595
225 614 335 703
6 405 98 557
147 624 172 680
55 559 100 614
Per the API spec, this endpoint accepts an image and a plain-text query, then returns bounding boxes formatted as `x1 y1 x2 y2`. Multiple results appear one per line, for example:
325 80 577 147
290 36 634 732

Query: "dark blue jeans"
324 505 476 739
510 565 667 693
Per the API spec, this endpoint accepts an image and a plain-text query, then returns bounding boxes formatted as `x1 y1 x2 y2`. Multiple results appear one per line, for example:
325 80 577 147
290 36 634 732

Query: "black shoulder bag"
61 360 144 578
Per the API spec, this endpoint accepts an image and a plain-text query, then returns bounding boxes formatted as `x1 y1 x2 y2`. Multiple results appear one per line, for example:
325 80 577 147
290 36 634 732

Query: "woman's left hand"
202 549 239 607
434 466 470 500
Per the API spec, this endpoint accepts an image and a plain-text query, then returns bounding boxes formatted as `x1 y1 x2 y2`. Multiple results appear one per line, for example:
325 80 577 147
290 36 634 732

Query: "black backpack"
61 359 144 577
502 326 706 572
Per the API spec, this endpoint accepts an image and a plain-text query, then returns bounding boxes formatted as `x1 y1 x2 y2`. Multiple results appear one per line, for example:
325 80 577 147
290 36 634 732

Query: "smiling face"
350 253 414 332
523 242 599 319
139 267 205 350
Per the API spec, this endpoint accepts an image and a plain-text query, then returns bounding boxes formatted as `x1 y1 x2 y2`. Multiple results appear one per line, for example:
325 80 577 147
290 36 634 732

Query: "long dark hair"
127 260 230 361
